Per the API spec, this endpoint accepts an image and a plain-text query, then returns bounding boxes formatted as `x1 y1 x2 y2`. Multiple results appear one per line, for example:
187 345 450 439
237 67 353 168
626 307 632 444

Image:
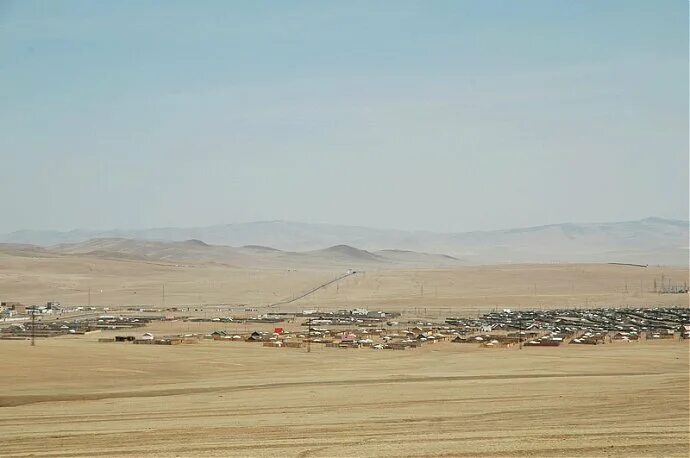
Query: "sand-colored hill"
9 238 466 270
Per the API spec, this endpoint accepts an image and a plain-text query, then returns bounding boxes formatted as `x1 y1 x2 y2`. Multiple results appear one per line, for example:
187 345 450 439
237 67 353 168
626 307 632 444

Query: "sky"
0 0 687 234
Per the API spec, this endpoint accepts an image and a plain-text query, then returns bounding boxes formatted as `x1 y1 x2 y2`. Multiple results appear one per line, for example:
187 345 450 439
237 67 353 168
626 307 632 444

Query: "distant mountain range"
1 217 687 266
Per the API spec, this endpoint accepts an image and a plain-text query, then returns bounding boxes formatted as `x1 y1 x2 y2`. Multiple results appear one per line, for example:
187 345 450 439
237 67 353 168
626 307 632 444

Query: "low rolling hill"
40 238 464 269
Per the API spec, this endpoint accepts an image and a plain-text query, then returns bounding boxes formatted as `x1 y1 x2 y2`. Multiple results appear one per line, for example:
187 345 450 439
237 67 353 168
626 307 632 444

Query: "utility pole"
162 284 166 308
30 310 36 347
88 287 91 307
307 317 312 353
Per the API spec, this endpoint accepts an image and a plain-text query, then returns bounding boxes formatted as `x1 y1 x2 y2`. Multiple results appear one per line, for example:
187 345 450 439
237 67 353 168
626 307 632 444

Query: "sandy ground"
1 253 688 457
0 336 688 457
0 252 687 313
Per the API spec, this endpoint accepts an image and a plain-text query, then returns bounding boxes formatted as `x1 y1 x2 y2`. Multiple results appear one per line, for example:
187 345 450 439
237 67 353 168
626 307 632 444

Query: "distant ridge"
33 238 463 269
1 217 687 265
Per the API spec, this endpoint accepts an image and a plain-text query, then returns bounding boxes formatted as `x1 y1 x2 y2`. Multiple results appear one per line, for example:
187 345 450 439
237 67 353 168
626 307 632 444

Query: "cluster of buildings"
445 306 690 346
3 299 688 348
99 332 202 345
206 326 452 350
0 301 98 319
0 313 165 340
1 301 64 318
1 318 96 339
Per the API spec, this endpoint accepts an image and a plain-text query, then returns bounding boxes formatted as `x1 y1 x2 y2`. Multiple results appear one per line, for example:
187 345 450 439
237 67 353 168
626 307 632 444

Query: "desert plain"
0 250 688 457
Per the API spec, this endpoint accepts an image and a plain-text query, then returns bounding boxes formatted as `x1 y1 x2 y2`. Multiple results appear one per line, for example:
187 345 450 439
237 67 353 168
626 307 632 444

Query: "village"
2 300 688 350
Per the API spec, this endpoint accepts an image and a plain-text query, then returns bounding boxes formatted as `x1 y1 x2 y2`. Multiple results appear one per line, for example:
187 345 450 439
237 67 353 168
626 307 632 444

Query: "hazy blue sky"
1 0 687 233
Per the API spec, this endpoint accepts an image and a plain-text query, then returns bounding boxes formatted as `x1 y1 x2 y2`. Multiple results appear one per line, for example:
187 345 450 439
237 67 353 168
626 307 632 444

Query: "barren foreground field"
1 253 688 457
0 337 688 457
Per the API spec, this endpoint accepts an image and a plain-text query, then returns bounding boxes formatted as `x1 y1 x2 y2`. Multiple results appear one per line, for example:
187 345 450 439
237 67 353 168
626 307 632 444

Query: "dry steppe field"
0 251 687 312
0 337 688 457
0 251 688 457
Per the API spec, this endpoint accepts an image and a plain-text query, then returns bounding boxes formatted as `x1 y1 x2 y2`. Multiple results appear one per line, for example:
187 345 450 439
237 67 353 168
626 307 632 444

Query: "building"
46 301 61 311
26 305 52 315
680 324 690 339
1 302 26 314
